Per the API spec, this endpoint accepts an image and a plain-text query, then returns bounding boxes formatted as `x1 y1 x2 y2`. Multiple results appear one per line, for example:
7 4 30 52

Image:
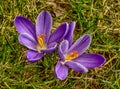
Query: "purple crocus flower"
55 22 106 80
14 10 68 62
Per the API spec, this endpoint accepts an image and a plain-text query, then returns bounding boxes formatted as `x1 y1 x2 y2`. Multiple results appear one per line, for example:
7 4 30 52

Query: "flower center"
37 34 46 48
37 34 46 52
65 51 79 60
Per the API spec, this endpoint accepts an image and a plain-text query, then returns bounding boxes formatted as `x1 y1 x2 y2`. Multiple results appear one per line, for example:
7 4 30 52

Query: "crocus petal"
64 22 76 46
18 33 37 51
41 42 57 53
36 10 52 42
65 61 88 73
14 16 36 38
48 23 68 44
68 34 91 56
26 50 44 62
74 54 106 68
58 40 69 61
55 60 68 80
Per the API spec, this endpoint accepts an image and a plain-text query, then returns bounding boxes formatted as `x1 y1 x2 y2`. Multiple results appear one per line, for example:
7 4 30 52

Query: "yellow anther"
65 51 79 60
37 34 46 48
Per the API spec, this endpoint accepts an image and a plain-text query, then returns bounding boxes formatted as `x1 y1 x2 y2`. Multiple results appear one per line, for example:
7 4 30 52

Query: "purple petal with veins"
65 61 88 73
58 40 69 61
26 50 44 62
68 34 91 56
18 33 37 51
55 60 68 80
64 22 76 46
74 54 106 68
48 22 68 44
14 16 36 39
36 11 52 42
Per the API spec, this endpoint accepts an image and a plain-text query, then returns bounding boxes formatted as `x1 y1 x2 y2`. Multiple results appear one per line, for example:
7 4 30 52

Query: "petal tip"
37 10 52 19
14 16 22 25
82 34 92 48
41 10 51 14
97 54 106 67
84 34 92 41
14 16 26 24
92 54 106 67
70 21 76 26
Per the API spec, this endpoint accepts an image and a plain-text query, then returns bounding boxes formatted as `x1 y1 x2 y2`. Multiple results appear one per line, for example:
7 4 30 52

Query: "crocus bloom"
14 10 68 62
55 22 106 80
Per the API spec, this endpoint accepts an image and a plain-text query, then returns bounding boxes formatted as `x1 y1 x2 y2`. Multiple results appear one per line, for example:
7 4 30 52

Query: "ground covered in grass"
0 0 120 89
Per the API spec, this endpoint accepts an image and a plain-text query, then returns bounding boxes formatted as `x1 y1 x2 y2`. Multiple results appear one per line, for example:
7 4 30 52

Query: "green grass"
0 0 120 89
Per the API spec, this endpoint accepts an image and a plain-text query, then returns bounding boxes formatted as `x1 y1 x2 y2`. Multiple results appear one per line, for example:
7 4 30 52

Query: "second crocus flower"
54 22 106 80
14 11 68 62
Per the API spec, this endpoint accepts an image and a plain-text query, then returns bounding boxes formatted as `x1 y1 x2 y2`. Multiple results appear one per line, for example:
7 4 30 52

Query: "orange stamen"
66 51 79 60
38 34 46 39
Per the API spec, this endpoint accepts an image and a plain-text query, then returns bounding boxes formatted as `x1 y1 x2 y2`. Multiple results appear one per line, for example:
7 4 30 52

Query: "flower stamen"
65 51 79 60
37 34 46 48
